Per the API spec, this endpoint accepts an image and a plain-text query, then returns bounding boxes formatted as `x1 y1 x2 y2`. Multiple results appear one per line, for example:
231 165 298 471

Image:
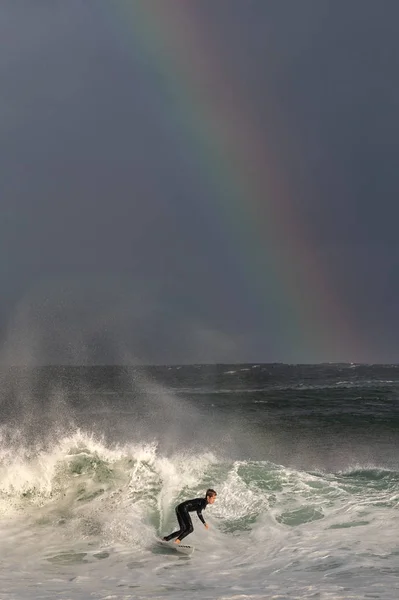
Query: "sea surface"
0 363 398 599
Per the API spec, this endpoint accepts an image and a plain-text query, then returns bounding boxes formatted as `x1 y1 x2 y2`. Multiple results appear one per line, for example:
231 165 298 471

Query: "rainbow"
100 1 361 362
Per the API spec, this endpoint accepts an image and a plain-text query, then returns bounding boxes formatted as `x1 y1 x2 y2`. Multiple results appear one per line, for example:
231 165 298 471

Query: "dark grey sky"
1 0 399 364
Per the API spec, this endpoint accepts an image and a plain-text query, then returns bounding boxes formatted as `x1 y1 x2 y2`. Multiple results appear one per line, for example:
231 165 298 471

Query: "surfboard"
158 539 195 556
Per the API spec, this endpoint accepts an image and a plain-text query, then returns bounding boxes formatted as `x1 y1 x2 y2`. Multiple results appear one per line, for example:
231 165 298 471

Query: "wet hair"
205 488 217 498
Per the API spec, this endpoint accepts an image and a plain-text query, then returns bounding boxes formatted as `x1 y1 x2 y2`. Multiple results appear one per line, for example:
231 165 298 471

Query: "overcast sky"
1 0 399 365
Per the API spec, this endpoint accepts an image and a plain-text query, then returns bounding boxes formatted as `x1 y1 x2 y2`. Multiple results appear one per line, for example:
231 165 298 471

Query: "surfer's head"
205 489 217 504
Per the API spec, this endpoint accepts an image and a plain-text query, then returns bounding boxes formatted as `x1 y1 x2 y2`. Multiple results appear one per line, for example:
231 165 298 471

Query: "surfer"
162 489 217 544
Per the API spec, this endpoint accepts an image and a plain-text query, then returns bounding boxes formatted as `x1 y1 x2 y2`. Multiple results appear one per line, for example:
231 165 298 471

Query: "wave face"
0 364 399 599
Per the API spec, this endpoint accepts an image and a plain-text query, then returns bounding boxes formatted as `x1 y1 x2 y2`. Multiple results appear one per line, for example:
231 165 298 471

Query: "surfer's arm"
197 510 208 527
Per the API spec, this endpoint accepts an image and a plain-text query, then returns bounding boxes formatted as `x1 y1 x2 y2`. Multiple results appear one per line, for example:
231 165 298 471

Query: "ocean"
0 363 398 599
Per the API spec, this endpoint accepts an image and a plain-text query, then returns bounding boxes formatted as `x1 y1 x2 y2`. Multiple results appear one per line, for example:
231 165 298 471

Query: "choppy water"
0 364 398 599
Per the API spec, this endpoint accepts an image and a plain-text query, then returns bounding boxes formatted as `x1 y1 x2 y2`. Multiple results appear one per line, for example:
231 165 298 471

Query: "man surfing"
162 488 217 544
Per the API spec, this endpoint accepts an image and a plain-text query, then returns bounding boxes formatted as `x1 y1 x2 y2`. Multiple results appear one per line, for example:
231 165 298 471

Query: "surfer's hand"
204 523 209 529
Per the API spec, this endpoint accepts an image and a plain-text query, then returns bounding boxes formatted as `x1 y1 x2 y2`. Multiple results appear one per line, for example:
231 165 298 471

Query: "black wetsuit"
163 497 208 542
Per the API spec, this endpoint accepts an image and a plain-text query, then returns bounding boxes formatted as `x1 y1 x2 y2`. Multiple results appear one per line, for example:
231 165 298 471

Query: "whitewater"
0 364 398 599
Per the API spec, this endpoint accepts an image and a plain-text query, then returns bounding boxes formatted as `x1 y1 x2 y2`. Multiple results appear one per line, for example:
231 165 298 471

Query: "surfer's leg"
176 512 193 542
163 531 179 541
163 507 186 541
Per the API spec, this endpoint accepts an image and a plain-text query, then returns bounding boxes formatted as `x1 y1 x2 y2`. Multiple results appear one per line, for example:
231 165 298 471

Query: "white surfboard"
158 539 194 556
